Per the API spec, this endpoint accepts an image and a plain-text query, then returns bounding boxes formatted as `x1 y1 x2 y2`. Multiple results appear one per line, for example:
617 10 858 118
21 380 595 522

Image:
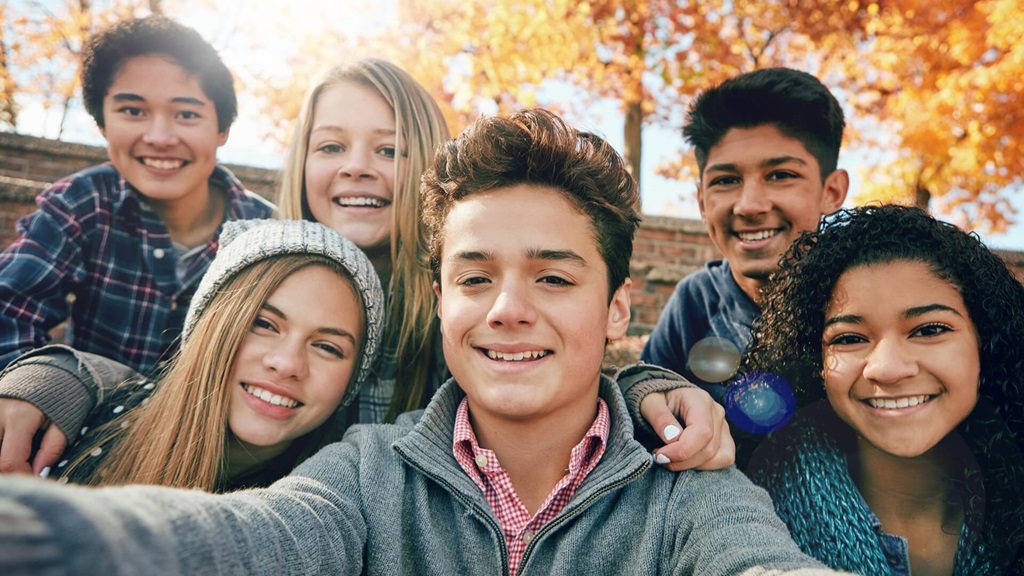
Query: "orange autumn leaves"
3 0 1022 230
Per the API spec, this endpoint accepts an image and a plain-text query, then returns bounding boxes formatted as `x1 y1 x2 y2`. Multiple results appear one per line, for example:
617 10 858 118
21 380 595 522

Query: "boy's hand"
644 388 735 471
0 399 67 476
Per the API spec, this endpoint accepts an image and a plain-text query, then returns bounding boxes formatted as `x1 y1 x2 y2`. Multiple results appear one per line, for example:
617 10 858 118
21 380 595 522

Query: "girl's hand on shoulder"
644 388 735 472
0 399 67 477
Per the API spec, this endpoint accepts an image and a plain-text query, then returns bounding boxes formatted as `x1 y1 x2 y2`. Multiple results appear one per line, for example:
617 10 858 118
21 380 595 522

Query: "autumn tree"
388 0 831 208
0 3 20 129
792 0 1024 232
6 0 145 138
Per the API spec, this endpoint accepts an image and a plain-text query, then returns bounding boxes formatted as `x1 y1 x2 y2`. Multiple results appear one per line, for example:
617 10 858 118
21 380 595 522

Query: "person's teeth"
867 395 930 409
486 350 548 361
737 230 777 241
243 384 299 408
142 158 184 170
336 197 385 207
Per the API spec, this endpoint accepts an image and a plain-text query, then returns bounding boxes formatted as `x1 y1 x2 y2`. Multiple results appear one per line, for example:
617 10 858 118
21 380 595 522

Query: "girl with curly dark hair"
741 204 1024 575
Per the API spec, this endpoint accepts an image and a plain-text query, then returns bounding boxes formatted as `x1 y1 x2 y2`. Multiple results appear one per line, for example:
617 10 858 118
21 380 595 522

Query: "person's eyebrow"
449 250 492 264
447 248 586 266
761 156 808 169
824 314 862 329
262 303 357 345
904 303 963 319
110 93 145 102
310 125 396 136
705 156 808 174
526 248 587 266
110 94 207 107
824 304 964 328
171 96 207 106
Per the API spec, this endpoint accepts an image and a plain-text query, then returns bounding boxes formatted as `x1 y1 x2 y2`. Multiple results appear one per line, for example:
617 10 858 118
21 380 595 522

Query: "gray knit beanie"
183 219 384 409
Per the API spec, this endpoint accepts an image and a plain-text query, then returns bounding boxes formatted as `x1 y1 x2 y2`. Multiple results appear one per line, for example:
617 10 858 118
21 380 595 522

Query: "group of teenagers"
0 13 1020 576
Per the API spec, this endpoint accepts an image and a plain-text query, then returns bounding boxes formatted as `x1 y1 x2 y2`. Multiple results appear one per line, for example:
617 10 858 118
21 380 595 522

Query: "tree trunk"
914 182 930 212
623 98 642 212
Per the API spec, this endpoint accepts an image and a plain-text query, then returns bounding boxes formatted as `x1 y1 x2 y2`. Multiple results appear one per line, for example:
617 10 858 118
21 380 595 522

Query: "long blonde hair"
68 255 362 490
278 58 450 421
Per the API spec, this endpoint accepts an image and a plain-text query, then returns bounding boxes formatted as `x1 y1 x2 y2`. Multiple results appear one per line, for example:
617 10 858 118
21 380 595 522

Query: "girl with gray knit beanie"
30 219 384 492
740 205 1024 575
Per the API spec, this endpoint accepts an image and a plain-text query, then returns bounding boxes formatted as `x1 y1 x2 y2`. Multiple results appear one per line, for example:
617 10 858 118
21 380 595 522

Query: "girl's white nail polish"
663 425 681 441
655 453 671 465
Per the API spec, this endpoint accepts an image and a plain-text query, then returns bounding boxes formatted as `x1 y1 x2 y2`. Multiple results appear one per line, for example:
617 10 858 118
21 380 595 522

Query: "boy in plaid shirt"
0 15 273 374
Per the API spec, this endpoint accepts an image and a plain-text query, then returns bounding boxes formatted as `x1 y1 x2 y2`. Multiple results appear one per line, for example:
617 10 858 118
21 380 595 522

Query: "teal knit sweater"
747 401 1023 575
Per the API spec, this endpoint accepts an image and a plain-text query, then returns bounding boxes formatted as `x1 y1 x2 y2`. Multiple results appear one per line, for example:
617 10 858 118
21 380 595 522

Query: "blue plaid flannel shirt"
0 162 275 375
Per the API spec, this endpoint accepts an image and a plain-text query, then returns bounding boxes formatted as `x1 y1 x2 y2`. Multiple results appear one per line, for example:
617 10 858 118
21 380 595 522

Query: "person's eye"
708 175 740 187
178 110 201 120
118 106 144 117
314 342 346 359
913 323 952 338
459 276 490 287
767 170 799 181
377 146 396 159
539 275 573 287
252 316 277 333
316 143 344 154
827 333 866 346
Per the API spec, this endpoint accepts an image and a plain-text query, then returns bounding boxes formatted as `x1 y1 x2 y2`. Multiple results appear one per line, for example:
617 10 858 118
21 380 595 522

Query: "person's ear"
216 127 231 147
696 181 707 220
605 278 632 341
820 169 849 215
433 281 442 319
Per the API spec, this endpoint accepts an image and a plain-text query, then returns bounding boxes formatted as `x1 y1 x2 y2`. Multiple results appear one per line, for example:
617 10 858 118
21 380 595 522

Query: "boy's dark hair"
81 15 237 132
683 67 844 181
421 108 640 296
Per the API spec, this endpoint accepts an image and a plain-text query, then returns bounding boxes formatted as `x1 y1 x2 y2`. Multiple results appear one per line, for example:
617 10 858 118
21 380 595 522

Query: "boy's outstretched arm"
616 363 735 471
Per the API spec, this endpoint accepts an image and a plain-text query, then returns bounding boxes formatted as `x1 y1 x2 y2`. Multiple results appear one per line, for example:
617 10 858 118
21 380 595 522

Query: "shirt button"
474 454 488 468
522 531 535 545
154 248 166 259
170 302 178 311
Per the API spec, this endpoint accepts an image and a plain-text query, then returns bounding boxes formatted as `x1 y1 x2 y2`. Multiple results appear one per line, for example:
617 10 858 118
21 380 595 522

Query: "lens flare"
687 337 741 383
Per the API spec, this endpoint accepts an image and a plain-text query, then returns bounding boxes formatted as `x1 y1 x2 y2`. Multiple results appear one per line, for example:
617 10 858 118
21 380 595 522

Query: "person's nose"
338 145 375 180
486 279 538 328
141 114 180 148
861 336 918 385
733 178 771 218
261 338 309 381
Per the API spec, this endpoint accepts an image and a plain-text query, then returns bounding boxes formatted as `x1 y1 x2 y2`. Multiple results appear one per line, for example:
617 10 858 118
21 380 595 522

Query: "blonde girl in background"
278 58 450 423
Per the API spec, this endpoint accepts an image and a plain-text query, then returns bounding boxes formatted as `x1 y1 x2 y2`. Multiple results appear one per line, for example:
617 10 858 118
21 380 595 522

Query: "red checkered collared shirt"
452 397 610 576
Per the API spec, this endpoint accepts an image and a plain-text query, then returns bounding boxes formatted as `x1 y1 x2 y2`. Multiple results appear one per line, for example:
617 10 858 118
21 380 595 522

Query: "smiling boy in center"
0 109 848 576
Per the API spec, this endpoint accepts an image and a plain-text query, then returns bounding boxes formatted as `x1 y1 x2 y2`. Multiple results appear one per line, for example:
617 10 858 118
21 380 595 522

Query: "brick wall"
0 132 277 248
4 132 1024 368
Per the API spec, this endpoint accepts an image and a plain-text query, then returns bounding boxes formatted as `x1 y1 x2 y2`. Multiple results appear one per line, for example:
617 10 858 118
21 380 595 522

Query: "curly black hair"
745 204 1024 416
743 204 1024 570
81 15 236 132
